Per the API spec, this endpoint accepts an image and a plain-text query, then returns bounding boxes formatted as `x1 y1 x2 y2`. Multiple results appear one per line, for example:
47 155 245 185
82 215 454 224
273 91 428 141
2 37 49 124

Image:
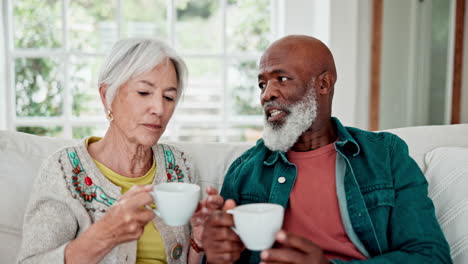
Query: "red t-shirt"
283 142 366 261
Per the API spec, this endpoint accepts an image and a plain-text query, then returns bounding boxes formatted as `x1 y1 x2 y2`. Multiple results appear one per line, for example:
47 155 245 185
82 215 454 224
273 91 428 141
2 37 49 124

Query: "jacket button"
171 243 183 260
278 177 286 184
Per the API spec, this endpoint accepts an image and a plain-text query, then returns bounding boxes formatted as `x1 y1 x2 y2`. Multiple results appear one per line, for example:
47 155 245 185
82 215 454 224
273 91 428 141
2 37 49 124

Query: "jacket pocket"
361 185 395 210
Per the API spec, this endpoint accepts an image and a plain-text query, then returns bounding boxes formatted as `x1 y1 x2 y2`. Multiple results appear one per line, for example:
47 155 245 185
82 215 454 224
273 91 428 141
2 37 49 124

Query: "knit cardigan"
17 139 197 264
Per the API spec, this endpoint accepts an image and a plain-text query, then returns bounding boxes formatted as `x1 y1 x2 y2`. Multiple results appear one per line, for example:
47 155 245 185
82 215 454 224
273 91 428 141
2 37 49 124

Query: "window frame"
3 0 280 142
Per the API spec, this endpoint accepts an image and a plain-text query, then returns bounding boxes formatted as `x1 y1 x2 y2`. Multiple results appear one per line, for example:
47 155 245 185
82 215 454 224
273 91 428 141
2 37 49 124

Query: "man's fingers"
210 210 235 227
209 252 242 264
194 202 203 212
208 226 241 242
275 231 319 254
260 248 306 263
210 239 245 252
205 186 219 195
223 199 237 211
206 195 224 210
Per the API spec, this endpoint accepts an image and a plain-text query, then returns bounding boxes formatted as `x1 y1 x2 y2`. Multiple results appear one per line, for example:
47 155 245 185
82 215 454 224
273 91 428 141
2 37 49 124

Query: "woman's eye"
138 91 150 96
164 96 175 102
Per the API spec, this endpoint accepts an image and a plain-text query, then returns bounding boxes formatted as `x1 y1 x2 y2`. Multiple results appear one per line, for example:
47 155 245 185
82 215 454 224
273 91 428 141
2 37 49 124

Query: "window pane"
176 125 221 142
176 0 222 53
15 58 63 117
69 0 118 52
175 58 222 121
122 0 167 39
16 126 63 137
73 126 108 139
227 59 262 117
226 0 271 53
227 125 262 142
13 0 62 49
70 56 103 117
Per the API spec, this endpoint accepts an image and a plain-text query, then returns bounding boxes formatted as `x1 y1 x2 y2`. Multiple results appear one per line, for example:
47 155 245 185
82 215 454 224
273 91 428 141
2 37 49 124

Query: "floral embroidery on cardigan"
66 149 117 207
163 145 185 182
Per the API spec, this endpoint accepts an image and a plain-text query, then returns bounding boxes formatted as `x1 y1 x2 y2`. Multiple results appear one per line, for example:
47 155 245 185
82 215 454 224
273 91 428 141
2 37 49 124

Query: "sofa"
1 123 468 263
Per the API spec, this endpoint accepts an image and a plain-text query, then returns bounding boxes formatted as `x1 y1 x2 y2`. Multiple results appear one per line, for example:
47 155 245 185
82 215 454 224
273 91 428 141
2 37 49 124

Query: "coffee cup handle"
226 209 239 235
145 205 161 217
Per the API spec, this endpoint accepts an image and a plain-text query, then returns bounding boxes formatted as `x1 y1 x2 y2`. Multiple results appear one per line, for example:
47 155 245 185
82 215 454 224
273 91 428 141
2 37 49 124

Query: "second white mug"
227 203 284 251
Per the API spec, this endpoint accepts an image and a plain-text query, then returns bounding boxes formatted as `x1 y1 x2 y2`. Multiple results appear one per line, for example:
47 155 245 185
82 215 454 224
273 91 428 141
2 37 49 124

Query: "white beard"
262 87 318 152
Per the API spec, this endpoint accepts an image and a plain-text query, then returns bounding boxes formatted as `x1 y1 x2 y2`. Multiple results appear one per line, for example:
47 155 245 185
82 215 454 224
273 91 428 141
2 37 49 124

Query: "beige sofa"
1 124 468 263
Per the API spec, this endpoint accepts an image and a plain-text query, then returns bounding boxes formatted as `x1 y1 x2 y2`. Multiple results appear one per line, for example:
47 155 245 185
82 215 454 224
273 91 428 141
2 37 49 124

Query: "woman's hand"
65 185 155 264
94 184 156 246
190 186 224 247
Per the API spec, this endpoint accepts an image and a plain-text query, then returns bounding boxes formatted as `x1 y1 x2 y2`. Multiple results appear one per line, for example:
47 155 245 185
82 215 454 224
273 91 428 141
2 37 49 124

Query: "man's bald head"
261 35 337 84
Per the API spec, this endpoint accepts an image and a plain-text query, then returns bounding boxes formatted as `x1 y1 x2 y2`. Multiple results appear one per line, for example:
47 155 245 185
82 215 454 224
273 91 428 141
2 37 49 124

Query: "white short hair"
98 38 188 108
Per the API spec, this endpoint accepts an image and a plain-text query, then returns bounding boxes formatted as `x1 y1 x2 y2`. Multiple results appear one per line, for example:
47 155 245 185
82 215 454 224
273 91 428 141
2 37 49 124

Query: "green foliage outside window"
14 0 271 140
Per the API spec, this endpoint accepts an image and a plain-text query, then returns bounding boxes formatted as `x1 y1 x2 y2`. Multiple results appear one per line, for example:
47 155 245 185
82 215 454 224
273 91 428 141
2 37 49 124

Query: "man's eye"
278 77 289 82
138 91 150 96
258 82 266 89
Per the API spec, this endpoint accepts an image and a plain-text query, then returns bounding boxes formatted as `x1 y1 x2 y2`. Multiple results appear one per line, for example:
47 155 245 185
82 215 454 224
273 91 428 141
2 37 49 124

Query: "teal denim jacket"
220 117 452 264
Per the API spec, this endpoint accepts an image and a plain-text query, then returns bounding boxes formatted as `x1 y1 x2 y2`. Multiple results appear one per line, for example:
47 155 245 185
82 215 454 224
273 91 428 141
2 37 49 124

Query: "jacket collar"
263 117 361 166
333 117 361 157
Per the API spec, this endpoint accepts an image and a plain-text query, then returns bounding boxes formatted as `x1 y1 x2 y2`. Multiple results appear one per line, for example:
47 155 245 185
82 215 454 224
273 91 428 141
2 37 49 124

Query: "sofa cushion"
0 131 75 263
383 123 468 172
425 147 468 264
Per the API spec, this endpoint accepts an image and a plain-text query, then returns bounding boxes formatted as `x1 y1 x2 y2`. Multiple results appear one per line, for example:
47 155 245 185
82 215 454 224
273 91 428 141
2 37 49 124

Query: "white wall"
0 1 7 130
280 0 371 129
279 0 327 41
328 0 359 127
279 0 467 127
379 0 414 130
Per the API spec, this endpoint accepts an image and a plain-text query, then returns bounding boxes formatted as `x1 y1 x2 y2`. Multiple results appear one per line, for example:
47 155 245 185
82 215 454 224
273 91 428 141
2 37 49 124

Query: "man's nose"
261 82 279 104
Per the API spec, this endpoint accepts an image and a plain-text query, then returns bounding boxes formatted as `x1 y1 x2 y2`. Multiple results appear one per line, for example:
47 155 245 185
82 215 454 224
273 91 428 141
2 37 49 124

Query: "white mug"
150 182 200 226
227 203 284 251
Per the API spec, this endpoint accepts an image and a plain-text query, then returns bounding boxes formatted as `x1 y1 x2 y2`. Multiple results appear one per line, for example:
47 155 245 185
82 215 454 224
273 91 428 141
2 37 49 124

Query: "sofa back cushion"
0 123 467 262
425 147 468 263
0 132 75 263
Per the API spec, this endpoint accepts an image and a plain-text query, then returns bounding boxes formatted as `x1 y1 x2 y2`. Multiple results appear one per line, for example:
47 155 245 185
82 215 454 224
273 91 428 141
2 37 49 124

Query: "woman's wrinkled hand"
190 186 224 247
92 184 156 247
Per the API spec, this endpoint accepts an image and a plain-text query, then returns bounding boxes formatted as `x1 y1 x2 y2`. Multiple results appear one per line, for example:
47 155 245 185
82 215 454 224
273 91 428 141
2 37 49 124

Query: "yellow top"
87 137 167 264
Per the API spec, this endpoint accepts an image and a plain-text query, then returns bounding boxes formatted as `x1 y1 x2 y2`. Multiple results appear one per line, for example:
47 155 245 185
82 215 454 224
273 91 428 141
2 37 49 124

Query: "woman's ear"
99 84 110 111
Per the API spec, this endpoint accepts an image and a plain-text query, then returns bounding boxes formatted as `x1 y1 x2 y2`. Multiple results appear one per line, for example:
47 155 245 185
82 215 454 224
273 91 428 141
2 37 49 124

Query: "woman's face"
109 59 179 147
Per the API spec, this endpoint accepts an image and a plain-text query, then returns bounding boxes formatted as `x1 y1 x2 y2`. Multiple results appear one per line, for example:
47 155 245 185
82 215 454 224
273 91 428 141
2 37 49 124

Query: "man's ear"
99 84 111 111
317 71 334 95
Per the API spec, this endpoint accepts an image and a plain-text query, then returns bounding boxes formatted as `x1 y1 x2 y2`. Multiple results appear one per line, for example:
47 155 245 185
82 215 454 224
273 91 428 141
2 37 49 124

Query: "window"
4 0 278 142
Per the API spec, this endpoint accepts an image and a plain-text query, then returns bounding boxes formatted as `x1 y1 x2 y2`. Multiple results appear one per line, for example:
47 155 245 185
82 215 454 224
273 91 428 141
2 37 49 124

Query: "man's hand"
260 231 329 264
202 199 245 264
190 186 225 247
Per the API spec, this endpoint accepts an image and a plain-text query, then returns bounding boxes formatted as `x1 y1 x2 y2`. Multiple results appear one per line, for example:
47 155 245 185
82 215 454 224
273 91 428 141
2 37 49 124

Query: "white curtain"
0 0 8 130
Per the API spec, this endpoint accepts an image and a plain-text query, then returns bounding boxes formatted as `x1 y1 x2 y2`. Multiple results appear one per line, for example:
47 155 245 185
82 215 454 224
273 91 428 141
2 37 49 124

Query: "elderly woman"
17 38 214 264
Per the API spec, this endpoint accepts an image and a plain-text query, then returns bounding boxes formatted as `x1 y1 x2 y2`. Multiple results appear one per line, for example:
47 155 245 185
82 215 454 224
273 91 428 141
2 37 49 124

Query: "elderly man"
201 35 452 264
